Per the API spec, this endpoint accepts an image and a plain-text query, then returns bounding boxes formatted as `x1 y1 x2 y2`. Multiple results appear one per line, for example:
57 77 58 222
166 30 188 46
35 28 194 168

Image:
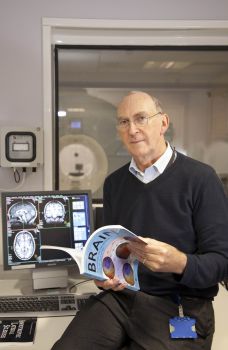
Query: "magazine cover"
42 225 146 291
81 225 145 291
0 318 37 343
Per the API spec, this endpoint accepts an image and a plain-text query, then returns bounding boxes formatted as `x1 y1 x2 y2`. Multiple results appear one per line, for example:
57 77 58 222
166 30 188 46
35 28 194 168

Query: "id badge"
169 316 198 339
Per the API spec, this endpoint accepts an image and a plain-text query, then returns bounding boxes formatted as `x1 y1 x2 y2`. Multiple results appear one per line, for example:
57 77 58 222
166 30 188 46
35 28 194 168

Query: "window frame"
42 18 228 189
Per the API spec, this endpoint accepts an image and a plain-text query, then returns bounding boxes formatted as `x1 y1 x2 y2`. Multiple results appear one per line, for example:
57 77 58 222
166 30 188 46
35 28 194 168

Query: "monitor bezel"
1 189 94 271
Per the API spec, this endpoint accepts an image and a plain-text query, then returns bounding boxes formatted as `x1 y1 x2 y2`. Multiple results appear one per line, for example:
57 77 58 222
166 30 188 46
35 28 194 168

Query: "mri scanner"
59 134 108 193
57 89 130 198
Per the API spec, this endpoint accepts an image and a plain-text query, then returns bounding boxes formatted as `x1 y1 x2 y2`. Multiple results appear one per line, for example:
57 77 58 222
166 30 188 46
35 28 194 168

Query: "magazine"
42 225 146 291
0 318 37 343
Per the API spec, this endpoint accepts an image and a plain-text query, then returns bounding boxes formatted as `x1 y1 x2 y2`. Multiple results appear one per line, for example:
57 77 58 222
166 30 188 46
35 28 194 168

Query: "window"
55 45 228 198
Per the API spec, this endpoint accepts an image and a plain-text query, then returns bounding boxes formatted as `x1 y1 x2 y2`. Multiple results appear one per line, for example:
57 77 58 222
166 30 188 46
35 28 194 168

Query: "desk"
0 267 98 350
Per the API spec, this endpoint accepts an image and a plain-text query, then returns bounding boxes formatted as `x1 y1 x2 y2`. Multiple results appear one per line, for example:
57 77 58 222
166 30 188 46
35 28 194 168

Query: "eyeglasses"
116 112 162 130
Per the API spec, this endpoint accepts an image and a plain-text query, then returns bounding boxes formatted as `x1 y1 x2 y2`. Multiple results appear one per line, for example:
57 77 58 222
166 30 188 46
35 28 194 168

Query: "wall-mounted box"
0 127 43 168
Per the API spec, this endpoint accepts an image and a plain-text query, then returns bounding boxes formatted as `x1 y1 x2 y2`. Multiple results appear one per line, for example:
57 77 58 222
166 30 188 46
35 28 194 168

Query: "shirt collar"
153 142 173 174
129 142 173 176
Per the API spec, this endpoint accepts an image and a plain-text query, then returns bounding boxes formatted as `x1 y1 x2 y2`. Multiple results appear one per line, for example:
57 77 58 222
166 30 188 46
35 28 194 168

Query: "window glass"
56 47 228 198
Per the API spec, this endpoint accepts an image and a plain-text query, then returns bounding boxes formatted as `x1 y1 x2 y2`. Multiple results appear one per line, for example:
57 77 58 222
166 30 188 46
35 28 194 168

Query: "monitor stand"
32 267 68 290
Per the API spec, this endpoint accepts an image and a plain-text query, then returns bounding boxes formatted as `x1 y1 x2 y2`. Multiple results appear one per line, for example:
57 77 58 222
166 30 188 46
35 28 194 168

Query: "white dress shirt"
129 142 174 184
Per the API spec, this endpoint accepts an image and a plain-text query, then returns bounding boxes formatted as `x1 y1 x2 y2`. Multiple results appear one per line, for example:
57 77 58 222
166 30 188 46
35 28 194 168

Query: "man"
52 91 228 350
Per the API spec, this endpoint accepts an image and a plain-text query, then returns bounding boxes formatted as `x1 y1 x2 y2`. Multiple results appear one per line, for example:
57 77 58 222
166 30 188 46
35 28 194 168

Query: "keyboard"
0 293 95 318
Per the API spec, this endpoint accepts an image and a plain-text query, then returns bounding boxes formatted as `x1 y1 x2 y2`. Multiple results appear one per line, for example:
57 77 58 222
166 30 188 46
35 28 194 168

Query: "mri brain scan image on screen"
8 201 37 226
13 230 36 260
1 190 93 270
44 200 66 224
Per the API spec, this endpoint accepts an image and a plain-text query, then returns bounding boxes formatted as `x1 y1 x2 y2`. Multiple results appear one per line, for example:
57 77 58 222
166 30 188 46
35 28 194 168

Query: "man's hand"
94 278 127 291
127 237 187 274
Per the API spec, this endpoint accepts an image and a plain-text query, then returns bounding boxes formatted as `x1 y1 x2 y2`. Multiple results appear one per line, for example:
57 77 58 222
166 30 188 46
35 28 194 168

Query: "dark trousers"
51 290 215 350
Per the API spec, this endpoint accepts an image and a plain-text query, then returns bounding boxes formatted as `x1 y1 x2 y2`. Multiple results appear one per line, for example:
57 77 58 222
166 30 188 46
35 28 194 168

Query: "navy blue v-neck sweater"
103 152 228 298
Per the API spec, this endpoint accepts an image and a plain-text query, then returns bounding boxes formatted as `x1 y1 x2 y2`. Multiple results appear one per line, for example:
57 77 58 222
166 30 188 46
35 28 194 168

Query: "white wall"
1 0 228 191
0 2 228 349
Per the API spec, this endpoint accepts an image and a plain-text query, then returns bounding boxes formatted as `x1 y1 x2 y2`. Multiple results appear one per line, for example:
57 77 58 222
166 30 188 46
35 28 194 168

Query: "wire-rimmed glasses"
116 112 161 131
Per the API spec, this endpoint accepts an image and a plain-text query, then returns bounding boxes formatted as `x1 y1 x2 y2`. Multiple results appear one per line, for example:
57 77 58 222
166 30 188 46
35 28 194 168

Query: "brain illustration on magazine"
102 237 136 286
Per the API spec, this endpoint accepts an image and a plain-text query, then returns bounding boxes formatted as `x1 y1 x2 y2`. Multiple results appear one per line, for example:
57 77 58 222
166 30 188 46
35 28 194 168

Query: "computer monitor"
1 190 94 272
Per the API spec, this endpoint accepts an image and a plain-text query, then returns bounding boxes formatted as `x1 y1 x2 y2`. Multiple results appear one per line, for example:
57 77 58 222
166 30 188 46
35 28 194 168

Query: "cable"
13 168 20 183
0 169 27 191
68 279 93 293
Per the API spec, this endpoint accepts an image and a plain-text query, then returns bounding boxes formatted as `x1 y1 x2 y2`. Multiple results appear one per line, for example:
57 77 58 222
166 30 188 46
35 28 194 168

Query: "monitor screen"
1 190 94 270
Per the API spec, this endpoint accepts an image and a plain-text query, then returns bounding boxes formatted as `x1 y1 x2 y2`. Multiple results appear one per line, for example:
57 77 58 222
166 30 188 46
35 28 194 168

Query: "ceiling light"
58 110 67 117
160 61 175 69
67 108 86 112
143 61 155 70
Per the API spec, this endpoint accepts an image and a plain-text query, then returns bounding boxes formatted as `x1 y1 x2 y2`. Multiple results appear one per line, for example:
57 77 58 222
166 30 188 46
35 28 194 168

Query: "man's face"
117 93 169 164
